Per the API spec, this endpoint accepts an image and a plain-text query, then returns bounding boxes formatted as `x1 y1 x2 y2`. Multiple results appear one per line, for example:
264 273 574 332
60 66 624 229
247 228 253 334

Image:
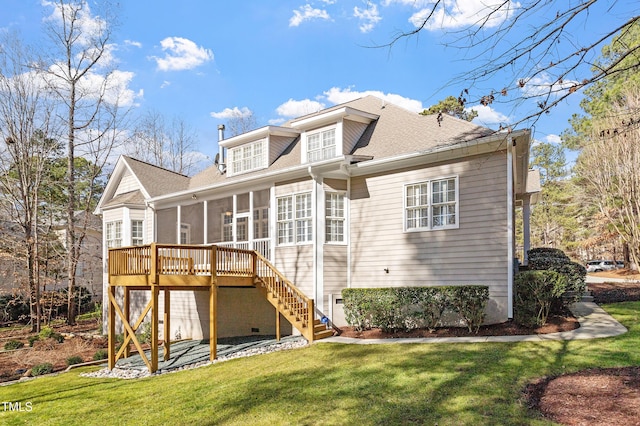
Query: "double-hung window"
180 223 191 244
306 128 336 162
277 193 312 245
106 221 122 248
229 140 266 175
325 193 345 243
131 220 144 245
405 177 458 231
221 213 233 242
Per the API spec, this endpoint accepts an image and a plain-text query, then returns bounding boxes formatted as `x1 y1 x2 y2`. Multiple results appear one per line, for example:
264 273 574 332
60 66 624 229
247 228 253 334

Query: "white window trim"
221 212 233 242
325 192 346 244
180 223 191 244
302 125 337 164
106 220 122 248
404 176 459 232
131 219 144 246
228 139 267 176
276 192 313 246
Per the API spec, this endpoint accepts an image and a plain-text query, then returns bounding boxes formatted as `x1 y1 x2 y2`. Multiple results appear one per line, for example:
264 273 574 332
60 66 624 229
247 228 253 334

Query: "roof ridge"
122 155 190 178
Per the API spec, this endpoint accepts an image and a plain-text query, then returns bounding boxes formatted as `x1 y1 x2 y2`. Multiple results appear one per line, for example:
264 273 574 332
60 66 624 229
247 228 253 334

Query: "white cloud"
210 106 253 120
381 0 430 6
323 87 424 112
354 4 382 33
408 0 520 31
77 69 139 107
289 4 331 27
545 134 562 144
152 37 213 71
124 40 142 48
160 80 171 89
519 73 580 97
276 98 326 117
268 118 287 125
470 104 509 126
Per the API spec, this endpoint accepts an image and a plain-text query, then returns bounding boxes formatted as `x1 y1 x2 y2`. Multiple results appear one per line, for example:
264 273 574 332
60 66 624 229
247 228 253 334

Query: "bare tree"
127 110 198 174
38 0 123 324
225 110 257 137
574 85 640 270
387 1 640 129
168 116 197 174
0 34 60 331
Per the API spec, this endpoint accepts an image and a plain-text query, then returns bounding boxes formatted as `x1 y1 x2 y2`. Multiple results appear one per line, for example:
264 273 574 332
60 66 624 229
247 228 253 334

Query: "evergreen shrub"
528 247 587 306
3 339 24 350
514 270 566 327
31 362 54 376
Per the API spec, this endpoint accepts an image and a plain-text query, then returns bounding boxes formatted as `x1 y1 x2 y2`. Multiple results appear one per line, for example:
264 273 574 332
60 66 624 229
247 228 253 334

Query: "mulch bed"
588 281 640 304
525 367 640 426
524 280 640 425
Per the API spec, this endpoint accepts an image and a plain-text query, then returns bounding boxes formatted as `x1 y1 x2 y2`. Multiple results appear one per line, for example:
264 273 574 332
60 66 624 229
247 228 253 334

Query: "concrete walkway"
317 302 628 345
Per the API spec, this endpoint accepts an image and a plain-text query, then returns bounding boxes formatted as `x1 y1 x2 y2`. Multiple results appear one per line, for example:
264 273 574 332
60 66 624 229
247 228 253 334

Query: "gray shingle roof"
102 189 146 208
123 156 191 197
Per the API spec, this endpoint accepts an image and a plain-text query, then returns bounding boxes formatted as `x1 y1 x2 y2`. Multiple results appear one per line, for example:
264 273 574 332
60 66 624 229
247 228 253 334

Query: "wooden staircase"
253 252 334 342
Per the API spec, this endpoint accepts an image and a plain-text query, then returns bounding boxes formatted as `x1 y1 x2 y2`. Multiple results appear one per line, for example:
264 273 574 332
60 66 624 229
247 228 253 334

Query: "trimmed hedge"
528 247 587 306
342 285 489 334
514 270 566 327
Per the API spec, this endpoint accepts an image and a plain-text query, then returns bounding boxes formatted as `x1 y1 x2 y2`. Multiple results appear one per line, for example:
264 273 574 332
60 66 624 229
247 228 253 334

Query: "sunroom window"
131 220 144 246
106 221 122 248
277 193 312 245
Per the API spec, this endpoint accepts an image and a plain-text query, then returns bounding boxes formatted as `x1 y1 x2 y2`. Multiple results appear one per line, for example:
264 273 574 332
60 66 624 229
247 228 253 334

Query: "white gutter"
351 129 528 175
147 157 349 205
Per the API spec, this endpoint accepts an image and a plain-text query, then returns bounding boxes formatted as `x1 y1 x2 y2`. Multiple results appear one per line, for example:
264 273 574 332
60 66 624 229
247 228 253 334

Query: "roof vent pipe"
217 124 226 173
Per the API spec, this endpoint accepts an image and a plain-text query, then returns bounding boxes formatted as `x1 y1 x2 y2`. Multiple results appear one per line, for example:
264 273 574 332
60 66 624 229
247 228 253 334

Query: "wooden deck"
107 243 329 373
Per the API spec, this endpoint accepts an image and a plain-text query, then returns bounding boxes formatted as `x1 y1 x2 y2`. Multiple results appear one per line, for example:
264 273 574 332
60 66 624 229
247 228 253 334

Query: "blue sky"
2 0 637 171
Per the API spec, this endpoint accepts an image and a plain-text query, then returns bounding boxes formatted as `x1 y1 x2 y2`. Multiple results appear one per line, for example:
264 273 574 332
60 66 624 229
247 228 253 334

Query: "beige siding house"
95 95 539 339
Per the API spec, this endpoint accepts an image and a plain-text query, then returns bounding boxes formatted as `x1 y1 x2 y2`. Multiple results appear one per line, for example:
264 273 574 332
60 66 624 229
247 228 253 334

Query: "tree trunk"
66 82 77 325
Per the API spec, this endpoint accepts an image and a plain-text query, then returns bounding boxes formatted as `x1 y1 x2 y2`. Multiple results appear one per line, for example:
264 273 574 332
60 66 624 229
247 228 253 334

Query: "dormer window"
306 128 336 163
229 139 266 175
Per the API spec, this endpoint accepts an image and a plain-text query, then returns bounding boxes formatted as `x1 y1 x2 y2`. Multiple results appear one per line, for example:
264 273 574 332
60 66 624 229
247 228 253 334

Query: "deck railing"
109 244 256 279
108 245 151 276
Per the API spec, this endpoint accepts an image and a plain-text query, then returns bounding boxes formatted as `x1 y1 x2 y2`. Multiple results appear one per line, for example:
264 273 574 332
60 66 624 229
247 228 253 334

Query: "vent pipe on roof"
217 124 226 173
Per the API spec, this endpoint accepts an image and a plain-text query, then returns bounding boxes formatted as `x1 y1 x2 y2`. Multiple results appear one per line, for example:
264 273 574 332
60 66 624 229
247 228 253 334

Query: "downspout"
308 166 323 316
506 136 515 319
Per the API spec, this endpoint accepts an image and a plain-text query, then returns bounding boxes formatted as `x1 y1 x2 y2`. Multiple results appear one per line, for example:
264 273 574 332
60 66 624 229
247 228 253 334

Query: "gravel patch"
81 336 308 380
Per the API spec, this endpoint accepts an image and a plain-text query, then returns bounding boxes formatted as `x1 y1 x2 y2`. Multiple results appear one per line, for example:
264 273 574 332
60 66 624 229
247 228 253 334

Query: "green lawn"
1 302 639 426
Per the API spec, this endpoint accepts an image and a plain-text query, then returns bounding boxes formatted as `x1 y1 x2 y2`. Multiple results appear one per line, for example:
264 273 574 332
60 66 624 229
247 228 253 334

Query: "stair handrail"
253 251 314 339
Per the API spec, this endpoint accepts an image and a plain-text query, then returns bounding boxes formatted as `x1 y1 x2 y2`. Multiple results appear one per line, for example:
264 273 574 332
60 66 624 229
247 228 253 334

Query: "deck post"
151 284 159 373
123 287 130 358
108 285 116 370
210 245 217 361
150 242 158 284
209 283 217 361
276 309 281 341
307 299 315 342
163 289 170 361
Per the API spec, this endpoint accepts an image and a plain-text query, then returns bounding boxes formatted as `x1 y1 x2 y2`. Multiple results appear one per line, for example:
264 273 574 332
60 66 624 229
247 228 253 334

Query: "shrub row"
342 285 489 334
